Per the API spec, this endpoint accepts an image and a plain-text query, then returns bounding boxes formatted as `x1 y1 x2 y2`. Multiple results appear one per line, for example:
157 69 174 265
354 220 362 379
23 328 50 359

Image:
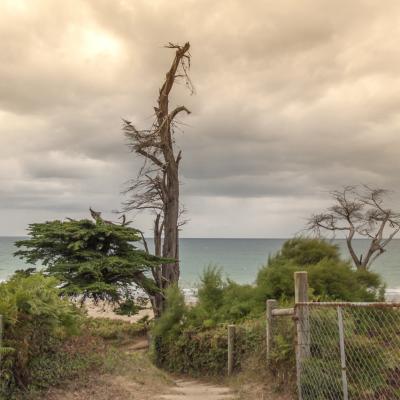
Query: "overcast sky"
1 0 400 237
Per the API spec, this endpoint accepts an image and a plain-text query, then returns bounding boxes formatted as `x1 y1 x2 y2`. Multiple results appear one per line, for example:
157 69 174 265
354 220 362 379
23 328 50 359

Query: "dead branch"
121 42 193 317
307 186 400 270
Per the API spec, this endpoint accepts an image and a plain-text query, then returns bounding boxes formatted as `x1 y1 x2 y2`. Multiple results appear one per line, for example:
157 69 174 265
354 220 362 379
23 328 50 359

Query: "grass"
5 317 170 400
41 348 172 400
86 317 149 343
224 354 295 400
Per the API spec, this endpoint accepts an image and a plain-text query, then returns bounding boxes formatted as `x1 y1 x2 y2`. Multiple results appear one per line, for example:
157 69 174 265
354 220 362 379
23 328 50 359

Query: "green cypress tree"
14 214 165 315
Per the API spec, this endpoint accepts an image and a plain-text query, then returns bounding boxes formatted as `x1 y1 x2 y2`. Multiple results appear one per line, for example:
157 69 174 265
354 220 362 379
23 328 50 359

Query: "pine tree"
15 212 165 315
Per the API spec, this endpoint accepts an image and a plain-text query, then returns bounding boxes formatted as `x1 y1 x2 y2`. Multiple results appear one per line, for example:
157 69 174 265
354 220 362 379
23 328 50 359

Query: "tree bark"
123 42 192 317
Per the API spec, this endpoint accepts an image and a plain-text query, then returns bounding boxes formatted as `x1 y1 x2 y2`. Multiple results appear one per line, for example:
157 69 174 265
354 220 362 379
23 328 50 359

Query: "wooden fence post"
295 271 309 400
295 271 310 357
227 324 236 376
266 299 277 362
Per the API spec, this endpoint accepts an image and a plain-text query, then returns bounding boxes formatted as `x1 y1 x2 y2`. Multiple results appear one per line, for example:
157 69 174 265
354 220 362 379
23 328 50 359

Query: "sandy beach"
83 300 154 323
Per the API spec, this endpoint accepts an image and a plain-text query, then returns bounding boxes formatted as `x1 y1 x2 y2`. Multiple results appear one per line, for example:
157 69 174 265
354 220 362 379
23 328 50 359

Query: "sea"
2 237 400 298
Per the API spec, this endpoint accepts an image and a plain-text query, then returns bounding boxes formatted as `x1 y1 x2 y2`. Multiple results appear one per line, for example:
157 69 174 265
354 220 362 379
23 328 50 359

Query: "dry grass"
224 354 296 400
42 350 172 400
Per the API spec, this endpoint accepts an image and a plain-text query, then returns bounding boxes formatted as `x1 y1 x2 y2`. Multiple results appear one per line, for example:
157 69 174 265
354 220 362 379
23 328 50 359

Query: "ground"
37 308 293 400
40 340 293 400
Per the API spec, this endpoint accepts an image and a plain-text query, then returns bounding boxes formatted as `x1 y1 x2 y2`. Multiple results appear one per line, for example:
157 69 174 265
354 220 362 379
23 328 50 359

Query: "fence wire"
296 303 400 400
270 313 297 389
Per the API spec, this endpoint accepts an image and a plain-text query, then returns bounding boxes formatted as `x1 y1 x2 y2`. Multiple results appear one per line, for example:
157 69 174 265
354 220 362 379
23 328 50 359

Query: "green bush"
152 280 267 376
278 238 341 265
154 318 266 376
153 237 385 387
0 273 83 397
185 267 260 329
152 285 187 338
256 238 383 303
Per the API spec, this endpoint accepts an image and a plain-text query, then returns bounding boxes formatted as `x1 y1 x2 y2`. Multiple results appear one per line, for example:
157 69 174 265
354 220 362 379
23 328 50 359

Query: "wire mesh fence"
296 303 400 400
231 319 266 373
269 313 297 389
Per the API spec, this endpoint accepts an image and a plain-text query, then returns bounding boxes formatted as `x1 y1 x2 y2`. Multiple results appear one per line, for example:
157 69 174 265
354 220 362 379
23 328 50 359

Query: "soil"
41 317 291 400
44 369 237 400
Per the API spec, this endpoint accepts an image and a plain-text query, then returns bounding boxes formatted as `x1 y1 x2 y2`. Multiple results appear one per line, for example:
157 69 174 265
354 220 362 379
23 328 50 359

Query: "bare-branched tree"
122 42 193 317
307 186 400 270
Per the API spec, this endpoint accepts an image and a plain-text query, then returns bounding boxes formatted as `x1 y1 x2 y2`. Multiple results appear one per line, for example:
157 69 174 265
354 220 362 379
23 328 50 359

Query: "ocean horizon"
2 237 400 296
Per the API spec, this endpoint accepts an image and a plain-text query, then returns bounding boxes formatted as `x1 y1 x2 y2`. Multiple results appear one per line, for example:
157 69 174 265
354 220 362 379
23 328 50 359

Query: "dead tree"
307 186 400 270
122 42 193 317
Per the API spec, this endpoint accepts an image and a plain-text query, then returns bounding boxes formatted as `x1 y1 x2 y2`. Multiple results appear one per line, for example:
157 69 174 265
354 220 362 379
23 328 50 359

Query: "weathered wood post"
266 299 277 363
227 324 236 376
295 271 310 400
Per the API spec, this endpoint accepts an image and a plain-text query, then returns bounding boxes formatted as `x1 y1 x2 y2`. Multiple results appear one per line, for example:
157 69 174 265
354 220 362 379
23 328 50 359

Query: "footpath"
158 379 236 399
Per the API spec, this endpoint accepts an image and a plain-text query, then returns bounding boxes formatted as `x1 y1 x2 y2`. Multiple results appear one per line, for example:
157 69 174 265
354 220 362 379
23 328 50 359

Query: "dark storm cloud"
1 0 400 236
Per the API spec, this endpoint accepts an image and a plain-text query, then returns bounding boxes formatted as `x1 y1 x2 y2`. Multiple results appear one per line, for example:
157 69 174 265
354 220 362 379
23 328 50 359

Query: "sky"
1 0 400 237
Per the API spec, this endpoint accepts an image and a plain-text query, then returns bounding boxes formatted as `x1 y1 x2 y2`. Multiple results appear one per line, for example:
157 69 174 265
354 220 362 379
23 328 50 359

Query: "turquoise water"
2 237 400 290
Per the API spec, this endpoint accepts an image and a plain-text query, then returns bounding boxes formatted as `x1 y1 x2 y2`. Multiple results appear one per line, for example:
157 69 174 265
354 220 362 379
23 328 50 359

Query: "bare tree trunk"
346 227 362 269
154 213 163 257
162 170 180 284
155 43 190 312
308 186 400 271
123 42 192 317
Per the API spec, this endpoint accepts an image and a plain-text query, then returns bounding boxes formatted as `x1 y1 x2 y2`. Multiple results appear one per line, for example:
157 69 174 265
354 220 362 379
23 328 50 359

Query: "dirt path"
43 337 237 400
158 379 236 400
44 335 292 400
45 375 237 400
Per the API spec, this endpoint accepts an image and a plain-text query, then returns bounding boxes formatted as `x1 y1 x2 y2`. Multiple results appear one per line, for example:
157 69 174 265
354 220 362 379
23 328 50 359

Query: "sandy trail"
158 379 236 400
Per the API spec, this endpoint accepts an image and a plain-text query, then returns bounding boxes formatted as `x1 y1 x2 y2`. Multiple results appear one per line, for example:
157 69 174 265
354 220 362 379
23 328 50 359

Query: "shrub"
0 273 83 397
278 238 341 265
153 237 385 386
86 318 147 343
154 318 266 376
197 266 224 315
152 285 187 339
256 238 383 303
186 268 260 328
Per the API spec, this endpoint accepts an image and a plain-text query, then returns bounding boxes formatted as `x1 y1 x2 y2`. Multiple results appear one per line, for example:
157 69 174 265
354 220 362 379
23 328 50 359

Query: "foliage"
0 272 152 399
152 237 385 385
299 307 400 399
14 218 165 314
152 285 187 338
277 238 341 265
256 238 384 303
0 273 83 397
152 277 266 376
154 317 265 376
197 266 225 313
86 317 147 343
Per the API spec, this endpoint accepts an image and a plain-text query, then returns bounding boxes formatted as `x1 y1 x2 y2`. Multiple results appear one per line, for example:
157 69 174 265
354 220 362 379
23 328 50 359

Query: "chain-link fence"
269 312 297 390
296 303 400 400
227 319 267 375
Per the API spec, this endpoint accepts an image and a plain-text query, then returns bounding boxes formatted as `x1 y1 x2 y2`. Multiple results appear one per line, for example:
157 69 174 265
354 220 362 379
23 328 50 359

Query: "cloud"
1 0 400 236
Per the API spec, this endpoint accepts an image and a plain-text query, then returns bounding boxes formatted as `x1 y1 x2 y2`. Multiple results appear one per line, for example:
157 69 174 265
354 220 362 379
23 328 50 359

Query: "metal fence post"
227 324 236 376
337 306 349 400
266 299 277 363
295 271 309 400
